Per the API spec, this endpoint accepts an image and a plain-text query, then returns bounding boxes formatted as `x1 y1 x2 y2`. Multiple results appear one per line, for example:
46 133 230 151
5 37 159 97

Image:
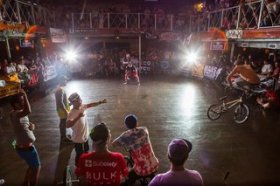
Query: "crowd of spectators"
0 54 68 90
191 0 280 32
39 0 190 33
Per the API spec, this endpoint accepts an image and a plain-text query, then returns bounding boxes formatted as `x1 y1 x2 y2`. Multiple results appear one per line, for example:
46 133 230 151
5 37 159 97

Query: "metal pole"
170 15 173 31
16 1 22 23
125 14 128 29
207 13 211 31
257 0 264 28
71 13 74 32
220 10 224 28
237 4 241 29
189 16 192 33
107 13 110 28
90 13 92 29
138 35 141 71
53 11 56 27
138 13 140 29
154 14 157 31
31 5 36 25
5 37 11 59
230 43 235 63
44 9 47 26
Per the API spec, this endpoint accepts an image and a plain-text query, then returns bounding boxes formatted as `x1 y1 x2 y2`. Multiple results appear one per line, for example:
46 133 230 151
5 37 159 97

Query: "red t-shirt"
266 90 280 106
75 152 128 186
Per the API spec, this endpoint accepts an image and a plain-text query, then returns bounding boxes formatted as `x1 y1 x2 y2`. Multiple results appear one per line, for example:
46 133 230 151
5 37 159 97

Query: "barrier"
43 65 57 82
0 80 21 99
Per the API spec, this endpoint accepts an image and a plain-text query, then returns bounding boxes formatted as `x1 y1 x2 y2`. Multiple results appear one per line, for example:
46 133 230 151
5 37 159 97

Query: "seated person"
270 61 280 80
75 123 128 186
4 60 17 76
17 59 30 83
248 55 260 72
0 59 20 83
123 62 140 85
148 139 203 186
112 114 159 185
17 58 29 73
227 59 260 90
258 60 273 80
257 87 280 110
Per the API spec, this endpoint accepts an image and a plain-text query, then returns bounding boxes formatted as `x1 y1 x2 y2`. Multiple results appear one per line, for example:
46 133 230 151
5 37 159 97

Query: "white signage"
226 30 243 39
50 28 67 43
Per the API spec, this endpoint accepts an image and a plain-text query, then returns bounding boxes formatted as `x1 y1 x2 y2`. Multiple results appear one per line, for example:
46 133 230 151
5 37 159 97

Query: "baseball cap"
68 93 80 104
90 123 110 145
124 114 138 129
168 138 192 160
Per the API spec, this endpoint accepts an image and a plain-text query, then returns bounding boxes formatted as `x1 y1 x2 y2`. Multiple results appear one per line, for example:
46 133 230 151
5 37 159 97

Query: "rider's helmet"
124 114 138 129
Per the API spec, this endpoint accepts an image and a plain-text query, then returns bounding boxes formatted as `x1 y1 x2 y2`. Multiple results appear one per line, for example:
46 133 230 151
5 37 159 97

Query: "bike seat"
219 96 228 101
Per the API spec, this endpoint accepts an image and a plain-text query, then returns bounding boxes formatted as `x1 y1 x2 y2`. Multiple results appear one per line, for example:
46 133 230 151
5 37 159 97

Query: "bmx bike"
207 91 250 124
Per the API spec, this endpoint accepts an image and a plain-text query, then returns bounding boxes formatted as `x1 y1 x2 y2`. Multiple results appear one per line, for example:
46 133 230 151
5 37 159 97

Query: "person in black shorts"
123 62 140 86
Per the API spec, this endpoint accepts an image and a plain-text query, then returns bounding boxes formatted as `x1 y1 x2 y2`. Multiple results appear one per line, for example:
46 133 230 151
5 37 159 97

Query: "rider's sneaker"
137 82 140 86
123 82 127 85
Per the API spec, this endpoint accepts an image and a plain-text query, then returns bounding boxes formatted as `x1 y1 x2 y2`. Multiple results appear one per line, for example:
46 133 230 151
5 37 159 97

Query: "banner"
160 61 170 71
20 39 33 48
192 64 205 78
43 65 57 82
226 29 243 39
204 65 218 80
50 28 67 43
210 41 226 51
0 22 26 32
141 61 152 72
204 65 223 80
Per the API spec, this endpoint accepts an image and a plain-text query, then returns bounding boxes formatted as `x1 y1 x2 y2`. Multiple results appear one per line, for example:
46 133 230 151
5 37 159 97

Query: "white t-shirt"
67 105 88 143
17 64 29 73
261 64 273 74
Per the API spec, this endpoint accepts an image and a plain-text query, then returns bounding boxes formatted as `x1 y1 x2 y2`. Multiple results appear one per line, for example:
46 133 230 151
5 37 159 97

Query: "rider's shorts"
16 145 41 167
128 72 137 78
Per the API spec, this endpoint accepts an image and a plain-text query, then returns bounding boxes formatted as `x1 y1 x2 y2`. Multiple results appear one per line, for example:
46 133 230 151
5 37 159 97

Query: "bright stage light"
186 51 198 64
64 49 78 62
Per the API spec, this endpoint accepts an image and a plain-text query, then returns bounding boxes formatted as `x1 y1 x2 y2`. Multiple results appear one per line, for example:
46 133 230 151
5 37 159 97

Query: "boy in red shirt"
257 87 280 110
75 123 128 186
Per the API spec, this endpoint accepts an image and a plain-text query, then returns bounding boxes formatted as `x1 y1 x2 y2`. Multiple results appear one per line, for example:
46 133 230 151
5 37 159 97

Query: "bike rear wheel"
207 104 223 120
233 104 249 124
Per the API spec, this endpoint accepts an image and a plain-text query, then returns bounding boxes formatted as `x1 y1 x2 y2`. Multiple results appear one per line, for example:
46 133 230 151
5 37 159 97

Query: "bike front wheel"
207 104 223 120
233 104 250 124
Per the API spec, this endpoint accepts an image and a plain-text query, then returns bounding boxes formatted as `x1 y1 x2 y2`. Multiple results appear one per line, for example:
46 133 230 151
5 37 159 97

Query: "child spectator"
76 123 128 186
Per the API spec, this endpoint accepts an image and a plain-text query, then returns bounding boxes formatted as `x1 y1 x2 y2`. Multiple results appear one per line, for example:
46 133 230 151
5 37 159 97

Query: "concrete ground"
1 77 280 185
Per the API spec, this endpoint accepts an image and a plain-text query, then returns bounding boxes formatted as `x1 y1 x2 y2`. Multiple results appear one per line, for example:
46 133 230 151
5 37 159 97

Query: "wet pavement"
1 77 280 185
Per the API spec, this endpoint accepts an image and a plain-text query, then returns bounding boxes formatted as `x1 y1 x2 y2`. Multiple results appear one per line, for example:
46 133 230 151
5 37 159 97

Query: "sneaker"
123 82 127 85
137 82 140 86
66 134 72 140
0 179 5 185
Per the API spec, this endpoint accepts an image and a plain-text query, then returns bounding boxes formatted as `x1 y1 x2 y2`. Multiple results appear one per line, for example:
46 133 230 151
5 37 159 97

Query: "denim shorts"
16 145 41 167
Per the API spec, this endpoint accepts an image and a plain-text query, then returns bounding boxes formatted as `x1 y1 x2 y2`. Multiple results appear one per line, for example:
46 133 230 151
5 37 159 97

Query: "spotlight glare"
187 52 198 64
64 50 78 62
